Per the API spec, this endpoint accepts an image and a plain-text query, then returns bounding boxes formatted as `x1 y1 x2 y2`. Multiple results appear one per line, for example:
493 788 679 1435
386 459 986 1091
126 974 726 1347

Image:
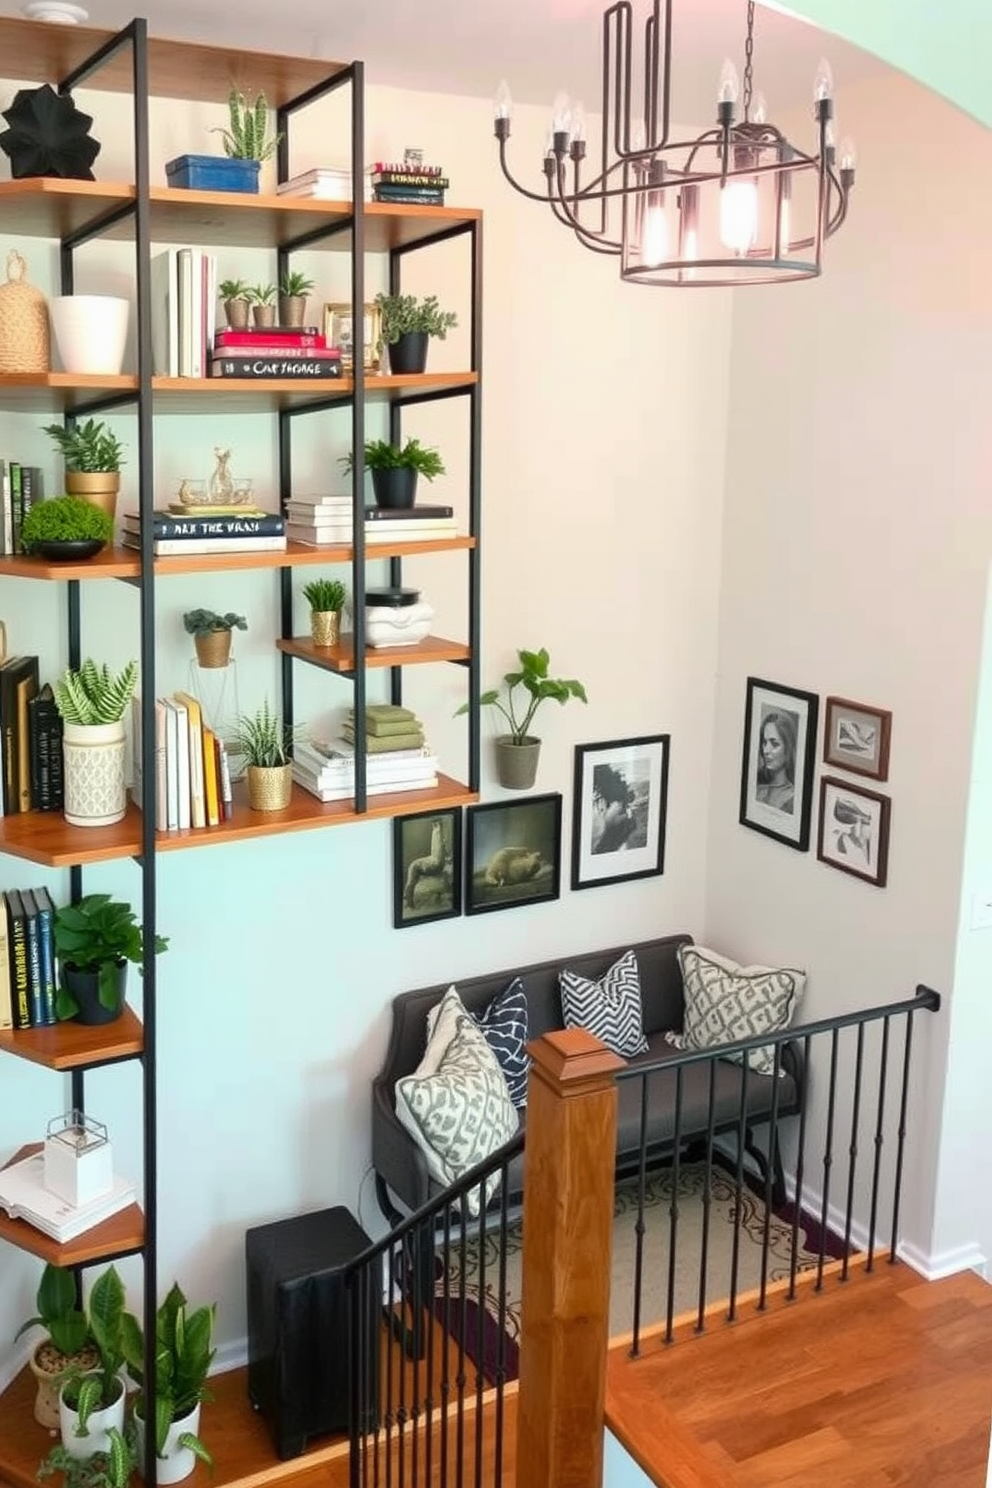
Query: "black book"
209 356 343 380
122 511 286 539
0 655 39 814
6 887 31 1029
365 504 454 521
31 886 57 1026
28 682 60 811
20 888 46 1028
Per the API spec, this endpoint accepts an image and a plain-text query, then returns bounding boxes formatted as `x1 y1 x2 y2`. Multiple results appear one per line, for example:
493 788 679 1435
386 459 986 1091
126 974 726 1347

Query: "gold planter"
247 762 292 812
310 609 341 647
194 630 232 668
66 470 120 520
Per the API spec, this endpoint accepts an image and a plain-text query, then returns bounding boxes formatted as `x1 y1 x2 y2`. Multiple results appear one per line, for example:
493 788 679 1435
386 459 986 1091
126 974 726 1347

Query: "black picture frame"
571 734 670 890
817 776 891 887
739 677 819 851
465 794 562 915
392 808 462 928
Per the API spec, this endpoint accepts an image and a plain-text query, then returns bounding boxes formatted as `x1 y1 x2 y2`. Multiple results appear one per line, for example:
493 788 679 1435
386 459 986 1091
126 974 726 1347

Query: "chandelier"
492 0 856 287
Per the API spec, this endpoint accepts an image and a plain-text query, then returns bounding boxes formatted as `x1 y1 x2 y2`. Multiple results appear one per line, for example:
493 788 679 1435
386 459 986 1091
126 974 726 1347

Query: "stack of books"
0 459 43 554
0 885 58 1030
284 494 456 547
370 161 448 206
210 325 343 380
132 692 234 833
293 712 438 802
0 1148 136 1243
275 165 374 201
122 506 287 557
150 247 217 378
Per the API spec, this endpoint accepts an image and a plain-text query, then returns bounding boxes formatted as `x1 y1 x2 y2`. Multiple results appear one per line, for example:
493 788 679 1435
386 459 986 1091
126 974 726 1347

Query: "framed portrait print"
823 696 892 781
739 677 819 851
322 301 382 372
465 794 562 915
571 734 670 890
817 776 891 887
392 808 461 928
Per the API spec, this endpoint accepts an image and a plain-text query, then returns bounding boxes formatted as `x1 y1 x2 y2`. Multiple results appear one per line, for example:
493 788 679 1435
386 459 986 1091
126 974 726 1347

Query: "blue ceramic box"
165 155 260 193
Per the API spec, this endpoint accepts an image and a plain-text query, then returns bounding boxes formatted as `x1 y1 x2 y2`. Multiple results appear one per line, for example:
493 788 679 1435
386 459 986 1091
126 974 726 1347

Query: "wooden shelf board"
0 372 136 412
150 369 477 411
0 545 140 581
0 1145 143 1266
0 1006 143 1071
277 634 470 673
0 178 134 237
0 802 145 867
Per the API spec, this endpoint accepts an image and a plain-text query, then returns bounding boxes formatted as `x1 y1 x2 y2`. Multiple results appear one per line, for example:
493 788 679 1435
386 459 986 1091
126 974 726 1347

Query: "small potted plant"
21 495 114 560
122 1281 216 1484
301 576 347 648
236 699 293 812
53 892 169 1025
248 282 277 329
41 417 125 518
457 646 588 790
218 277 251 329
38 1427 136 1488
182 608 247 669
53 658 139 828
340 437 445 510
373 291 458 374
278 269 315 328
16 1263 98 1429
55 1266 136 1459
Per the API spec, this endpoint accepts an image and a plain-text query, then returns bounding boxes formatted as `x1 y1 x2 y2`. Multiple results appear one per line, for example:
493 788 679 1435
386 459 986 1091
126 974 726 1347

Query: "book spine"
15 667 38 812
22 892 45 1027
373 188 446 205
123 514 286 539
216 324 322 339
365 504 453 520
0 460 8 556
123 534 287 555
214 331 324 348
371 173 450 187
9 463 23 554
47 713 64 810
216 737 234 821
0 893 11 1030
210 343 329 359
7 890 30 1028
33 890 57 1026
209 357 343 379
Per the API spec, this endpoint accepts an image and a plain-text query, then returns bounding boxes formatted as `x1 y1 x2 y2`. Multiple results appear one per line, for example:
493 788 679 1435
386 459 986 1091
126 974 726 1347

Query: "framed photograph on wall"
465 794 562 915
571 734 670 890
739 677 819 851
392 808 461 928
322 301 382 372
823 696 892 781
817 776 891 887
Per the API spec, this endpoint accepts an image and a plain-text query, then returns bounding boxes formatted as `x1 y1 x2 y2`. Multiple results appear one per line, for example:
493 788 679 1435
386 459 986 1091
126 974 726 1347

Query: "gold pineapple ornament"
0 249 50 372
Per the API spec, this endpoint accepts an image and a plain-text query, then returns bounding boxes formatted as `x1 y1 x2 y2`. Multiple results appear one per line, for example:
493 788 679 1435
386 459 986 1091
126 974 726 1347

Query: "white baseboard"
213 1337 248 1375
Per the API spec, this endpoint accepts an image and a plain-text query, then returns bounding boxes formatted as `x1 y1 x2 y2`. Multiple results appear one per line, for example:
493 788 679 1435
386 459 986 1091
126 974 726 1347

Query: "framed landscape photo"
817 776 891 887
322 301 382 372
739 677 819 851
571 734 670 890
465 794 562 916
392 808 461 928
823 696 892 781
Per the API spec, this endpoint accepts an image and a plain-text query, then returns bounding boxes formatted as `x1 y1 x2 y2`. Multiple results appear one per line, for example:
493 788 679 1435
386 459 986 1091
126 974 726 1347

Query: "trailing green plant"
456 647 588 743
53 894 169 1018
121 1281 216 1468
53 659 138 726
279 269 315 299
248 282 277 307
340 438 445 481
16 1264 90 1358
58 1267 138 1438
218 278 250 301
301 577 346 613
236 699 293 768
38 1426 136 1488
374 291 458 346
41 418 125 473
21 497 113 551
212 87 282 162
182 609 248 638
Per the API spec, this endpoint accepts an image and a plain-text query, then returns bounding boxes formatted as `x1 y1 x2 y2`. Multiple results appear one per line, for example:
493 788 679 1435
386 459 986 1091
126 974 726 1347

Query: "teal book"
31 886 57 1026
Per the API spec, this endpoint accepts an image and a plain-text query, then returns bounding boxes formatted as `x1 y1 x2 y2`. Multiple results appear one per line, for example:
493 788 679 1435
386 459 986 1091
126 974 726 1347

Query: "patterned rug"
433 1161 843 1384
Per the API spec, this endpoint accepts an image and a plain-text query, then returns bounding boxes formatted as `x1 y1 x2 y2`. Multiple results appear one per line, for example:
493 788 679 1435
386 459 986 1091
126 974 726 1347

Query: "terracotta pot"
310 610 341 647
495 736 541 790
194 630 232 668
247 762 292 811
65 470 120 520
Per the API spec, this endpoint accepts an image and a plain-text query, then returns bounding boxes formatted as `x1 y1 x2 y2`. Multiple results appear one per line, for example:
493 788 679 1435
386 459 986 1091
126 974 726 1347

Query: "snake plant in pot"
236 699 294 812
458 647 588 789
122 1281 216 1483
54 659 138 827
53 893 169 1025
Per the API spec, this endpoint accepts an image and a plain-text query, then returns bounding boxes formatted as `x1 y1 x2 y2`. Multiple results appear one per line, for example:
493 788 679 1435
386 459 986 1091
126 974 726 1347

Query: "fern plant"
213 88 282 162
54 659 138 726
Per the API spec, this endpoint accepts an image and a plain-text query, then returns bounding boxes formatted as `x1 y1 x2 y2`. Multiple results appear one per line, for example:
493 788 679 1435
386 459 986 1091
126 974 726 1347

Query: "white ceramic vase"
49 294 129 374
59 1374 126 1459
134 1402 202 1484
62 719 127 827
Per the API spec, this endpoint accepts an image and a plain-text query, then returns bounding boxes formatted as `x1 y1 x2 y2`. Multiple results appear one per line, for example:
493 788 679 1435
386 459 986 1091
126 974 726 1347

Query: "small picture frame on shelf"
739 676 819 851
323 301 382 372
817 776 891 887
571 734 670 890
823 695 892 781
392 808 461 928
465 794 562 915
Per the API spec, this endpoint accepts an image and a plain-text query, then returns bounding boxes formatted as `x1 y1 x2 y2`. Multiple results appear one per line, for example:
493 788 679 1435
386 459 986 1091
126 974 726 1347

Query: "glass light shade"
718 58 739 105
814 56 834 102
551 90 571 134
719 179 758 255
494 80 512 121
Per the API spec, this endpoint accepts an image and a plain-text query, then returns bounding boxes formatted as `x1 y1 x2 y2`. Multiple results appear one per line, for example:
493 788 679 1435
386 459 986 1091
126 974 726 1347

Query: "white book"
174 691 205 829
285 494 354 511
160 695 179 830
366 525 457 543
177 247 194 377
0 1150 136 1244
294 739 438 782
149 247 179 376
285 524 351 547
153 698 168 830
292 766 437 802
0 460 11 556
122 534 287 555
165 697 191 829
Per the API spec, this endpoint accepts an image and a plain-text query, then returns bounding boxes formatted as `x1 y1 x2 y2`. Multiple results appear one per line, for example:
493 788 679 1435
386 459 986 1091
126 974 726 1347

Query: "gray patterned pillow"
559 948 649 1057
667 945 806 1077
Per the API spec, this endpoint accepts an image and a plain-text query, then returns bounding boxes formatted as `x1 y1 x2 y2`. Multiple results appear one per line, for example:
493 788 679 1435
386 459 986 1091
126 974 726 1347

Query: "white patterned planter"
62 720 127 827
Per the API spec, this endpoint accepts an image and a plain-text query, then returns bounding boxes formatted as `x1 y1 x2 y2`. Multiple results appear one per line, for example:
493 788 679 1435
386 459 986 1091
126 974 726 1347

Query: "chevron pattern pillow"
475 976 530 1108
559 948 649 1058
668 944 806 1077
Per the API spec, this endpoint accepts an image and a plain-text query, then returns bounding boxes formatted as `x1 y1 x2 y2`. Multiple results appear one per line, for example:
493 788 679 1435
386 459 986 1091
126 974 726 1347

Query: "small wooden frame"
817 776 891 887
823 696 892 781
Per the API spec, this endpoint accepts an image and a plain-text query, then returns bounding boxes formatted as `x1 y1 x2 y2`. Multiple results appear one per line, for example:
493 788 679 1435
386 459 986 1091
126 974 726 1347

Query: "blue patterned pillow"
475 976 530 1108
559 949 649 1058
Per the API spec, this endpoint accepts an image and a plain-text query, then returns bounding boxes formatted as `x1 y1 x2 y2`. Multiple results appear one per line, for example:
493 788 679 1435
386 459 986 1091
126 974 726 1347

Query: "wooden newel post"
516 1028 623 1488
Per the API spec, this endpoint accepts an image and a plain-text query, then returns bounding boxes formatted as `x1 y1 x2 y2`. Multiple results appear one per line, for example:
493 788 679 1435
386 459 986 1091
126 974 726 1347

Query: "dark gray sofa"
371 934 804 1225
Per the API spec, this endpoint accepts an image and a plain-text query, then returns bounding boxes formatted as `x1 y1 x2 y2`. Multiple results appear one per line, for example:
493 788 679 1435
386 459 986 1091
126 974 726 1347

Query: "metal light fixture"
493 0 856 287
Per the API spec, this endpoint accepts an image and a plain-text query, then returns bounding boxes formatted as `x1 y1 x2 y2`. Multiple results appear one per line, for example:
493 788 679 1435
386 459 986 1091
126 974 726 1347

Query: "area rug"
432 1161 843 1385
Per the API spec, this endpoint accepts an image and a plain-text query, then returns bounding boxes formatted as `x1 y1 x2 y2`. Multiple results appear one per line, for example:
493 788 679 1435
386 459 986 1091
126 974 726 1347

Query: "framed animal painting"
465 795 562 915
392 808 461 928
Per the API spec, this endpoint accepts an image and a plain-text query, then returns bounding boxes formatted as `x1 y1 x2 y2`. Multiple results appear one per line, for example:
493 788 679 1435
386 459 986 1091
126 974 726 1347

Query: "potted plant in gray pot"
374 291 458 374
122 1281 216 1484
218 278 251 329
278 269 315 329
53 658 138 827
458 646 588 790
41 418 125 520
53 893 169 1026
15 1263 98 1428
340 437 445 510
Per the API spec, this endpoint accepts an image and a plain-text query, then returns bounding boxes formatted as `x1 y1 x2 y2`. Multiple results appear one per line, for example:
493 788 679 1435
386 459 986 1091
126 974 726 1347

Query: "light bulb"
719 179 758 255
551 90 571 135
571 99 587 144
642 204 667 269
679 183 699 261
494 80 512 122
839 135 858 171
751 91 767 125
779 195 791 254
718 58 739 106
814 57 834 103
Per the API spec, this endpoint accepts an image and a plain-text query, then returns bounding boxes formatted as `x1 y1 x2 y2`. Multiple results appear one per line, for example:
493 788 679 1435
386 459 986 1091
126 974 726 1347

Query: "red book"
215 329 326 349
211 342 337 360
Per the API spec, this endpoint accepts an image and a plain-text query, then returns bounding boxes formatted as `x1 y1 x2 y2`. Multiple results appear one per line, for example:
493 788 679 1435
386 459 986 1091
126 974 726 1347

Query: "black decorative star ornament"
0 84 101 179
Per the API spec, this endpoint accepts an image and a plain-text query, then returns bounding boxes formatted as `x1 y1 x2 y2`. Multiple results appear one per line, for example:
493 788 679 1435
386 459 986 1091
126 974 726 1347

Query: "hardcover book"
0 1150 136 1243
6 887 30 1028
122 510 286 539
20 887 45 1027
28 683 62 812
214 329 325 348
0 655 39 815
208 357 343 379
0 891 12 1030
32 886 57 1026
122 533 288 556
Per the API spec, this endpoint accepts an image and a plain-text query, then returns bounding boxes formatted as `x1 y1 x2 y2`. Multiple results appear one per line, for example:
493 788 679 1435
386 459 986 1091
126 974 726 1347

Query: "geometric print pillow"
559 948 649 1058
395 1011 519 1217
667 944 806 1077
474 976 530 1108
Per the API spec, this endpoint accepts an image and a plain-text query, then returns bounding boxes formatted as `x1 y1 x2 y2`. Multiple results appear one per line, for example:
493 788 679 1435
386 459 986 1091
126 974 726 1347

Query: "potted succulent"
340 437 445 510
248 282 277 329
53 658 138 828
278 269 315 328
16 1263 98 1429
373 291 458 374
38 1427 136 1488
236 699 294 811
53 892 169 1025
218 277 251 329
301 576 346 648
122 1281 216 1484
182 608 247 669
55 1266 136 1459
42 417 125 519
458 646 588 790
21 494 114 560
167 88 282 194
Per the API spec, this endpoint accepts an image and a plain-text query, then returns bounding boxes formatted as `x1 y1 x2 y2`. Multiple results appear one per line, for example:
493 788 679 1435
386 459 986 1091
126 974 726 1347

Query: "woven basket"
0 249 50 373
194 630 232 669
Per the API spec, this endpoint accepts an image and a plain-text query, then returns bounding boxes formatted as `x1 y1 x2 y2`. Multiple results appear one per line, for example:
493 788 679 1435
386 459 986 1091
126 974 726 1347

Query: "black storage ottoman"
246 1205 380 1458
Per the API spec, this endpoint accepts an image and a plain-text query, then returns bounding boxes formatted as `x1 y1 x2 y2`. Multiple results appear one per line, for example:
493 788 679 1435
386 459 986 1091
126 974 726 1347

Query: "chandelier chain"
743 0 755 121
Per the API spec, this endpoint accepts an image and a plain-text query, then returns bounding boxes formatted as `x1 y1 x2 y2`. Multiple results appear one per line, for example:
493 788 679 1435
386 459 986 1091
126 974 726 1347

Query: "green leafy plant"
279 270 314 299
374 292 458 345
182 609 247 638
38 1427 136 1488
16 1264 91 1358
340 438 445 480
53 894 169 1018
457 647 588 744
121 1281 216 1468
53 659 138 726
218 278 250 301
212 87 282 162
21 497 113 551
58 1267 137 1438
236 699 293 768
301 577 346 613
42 418 125 473
248 282 277 307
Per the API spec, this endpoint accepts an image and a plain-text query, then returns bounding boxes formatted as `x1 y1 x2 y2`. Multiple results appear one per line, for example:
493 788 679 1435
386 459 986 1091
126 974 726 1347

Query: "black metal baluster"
664 1066 685 1343
455 1195 468 1488
890 1008 917 1263
630 1072 650 1356
474 1198 486 1487
696 1058 718 1332
729 1058 749 1321
759 1042 784 1311
818 1028 840 1290
788 1033 812 1300
867 1016 892 1272
439 1205 453 1487
842 1022 866 1280
492 1166 511 1488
